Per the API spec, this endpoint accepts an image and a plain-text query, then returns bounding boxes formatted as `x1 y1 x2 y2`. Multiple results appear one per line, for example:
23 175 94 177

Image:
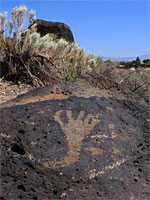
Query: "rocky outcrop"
28 19 74 43
0 78 149 200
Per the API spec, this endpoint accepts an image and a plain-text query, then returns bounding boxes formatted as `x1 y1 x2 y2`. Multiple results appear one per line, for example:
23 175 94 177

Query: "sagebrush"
0 6 101 86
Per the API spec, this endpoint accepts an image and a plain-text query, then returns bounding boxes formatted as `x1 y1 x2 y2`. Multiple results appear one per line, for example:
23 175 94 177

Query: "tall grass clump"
0 6 47 86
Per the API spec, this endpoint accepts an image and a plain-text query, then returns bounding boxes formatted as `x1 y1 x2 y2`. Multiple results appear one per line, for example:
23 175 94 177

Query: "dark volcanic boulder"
29 19 74 43
0 78 149 200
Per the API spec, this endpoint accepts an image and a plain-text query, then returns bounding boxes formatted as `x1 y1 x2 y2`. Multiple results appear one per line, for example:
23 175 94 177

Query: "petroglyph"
109 123 118 138
43 110 101 168
89 158 127 179
111 141 121 156
90 133 109 139
42 110 127 176
85 147 104 155
106 107 114 112
1 79 149 199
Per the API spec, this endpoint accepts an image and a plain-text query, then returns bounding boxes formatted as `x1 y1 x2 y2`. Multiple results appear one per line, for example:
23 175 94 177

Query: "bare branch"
132 80 150 93
33 54 58 69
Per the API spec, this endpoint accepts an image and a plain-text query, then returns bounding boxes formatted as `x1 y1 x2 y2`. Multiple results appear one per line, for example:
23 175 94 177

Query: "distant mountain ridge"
103 54 150 62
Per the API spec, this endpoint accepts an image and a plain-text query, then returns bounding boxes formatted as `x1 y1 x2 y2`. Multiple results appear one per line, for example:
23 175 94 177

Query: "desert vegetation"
0 6 97 86
0 6 149 99
119 57 150 69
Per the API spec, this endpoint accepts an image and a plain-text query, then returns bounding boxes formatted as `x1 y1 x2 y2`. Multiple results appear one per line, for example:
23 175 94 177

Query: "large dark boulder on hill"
28 19 74 43
0 78 149 200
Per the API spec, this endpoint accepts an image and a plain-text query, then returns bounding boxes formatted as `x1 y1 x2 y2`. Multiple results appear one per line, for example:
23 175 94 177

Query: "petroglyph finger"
78 110 85 120
66 110 73 121
85 113 93 122
53 110 64 127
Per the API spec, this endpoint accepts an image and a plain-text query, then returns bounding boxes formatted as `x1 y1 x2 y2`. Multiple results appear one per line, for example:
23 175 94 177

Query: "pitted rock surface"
0 79 149 200
1 78 111 108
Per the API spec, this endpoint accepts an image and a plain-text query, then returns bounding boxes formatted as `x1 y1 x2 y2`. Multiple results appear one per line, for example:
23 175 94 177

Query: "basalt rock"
0 79 149 200
28 19 74 43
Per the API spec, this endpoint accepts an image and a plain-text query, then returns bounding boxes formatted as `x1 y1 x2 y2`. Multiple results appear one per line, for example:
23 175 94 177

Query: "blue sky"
0 0 149 57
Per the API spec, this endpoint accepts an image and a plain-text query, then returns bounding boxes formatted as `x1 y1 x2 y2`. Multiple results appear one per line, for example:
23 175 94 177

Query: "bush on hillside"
0 6 102 86
143 59 150 64
135 57 141 68
142 59 150 68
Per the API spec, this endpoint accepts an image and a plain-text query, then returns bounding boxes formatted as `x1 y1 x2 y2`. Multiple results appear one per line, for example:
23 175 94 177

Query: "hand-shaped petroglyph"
44 110 100 168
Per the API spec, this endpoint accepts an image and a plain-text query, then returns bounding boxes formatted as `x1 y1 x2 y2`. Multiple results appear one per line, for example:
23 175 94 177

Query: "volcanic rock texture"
0 76 149 200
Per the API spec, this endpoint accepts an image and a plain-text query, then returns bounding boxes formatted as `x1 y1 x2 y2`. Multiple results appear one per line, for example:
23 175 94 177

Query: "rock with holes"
0 79 149 200
27 19 74 43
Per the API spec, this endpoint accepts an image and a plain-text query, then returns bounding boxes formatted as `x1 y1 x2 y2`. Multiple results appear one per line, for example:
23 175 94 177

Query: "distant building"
117 64 125 68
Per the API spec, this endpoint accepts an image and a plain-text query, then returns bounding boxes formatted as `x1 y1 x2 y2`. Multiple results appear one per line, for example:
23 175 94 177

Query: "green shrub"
143 59 150 64
135 57 141 68
124 62 132 69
